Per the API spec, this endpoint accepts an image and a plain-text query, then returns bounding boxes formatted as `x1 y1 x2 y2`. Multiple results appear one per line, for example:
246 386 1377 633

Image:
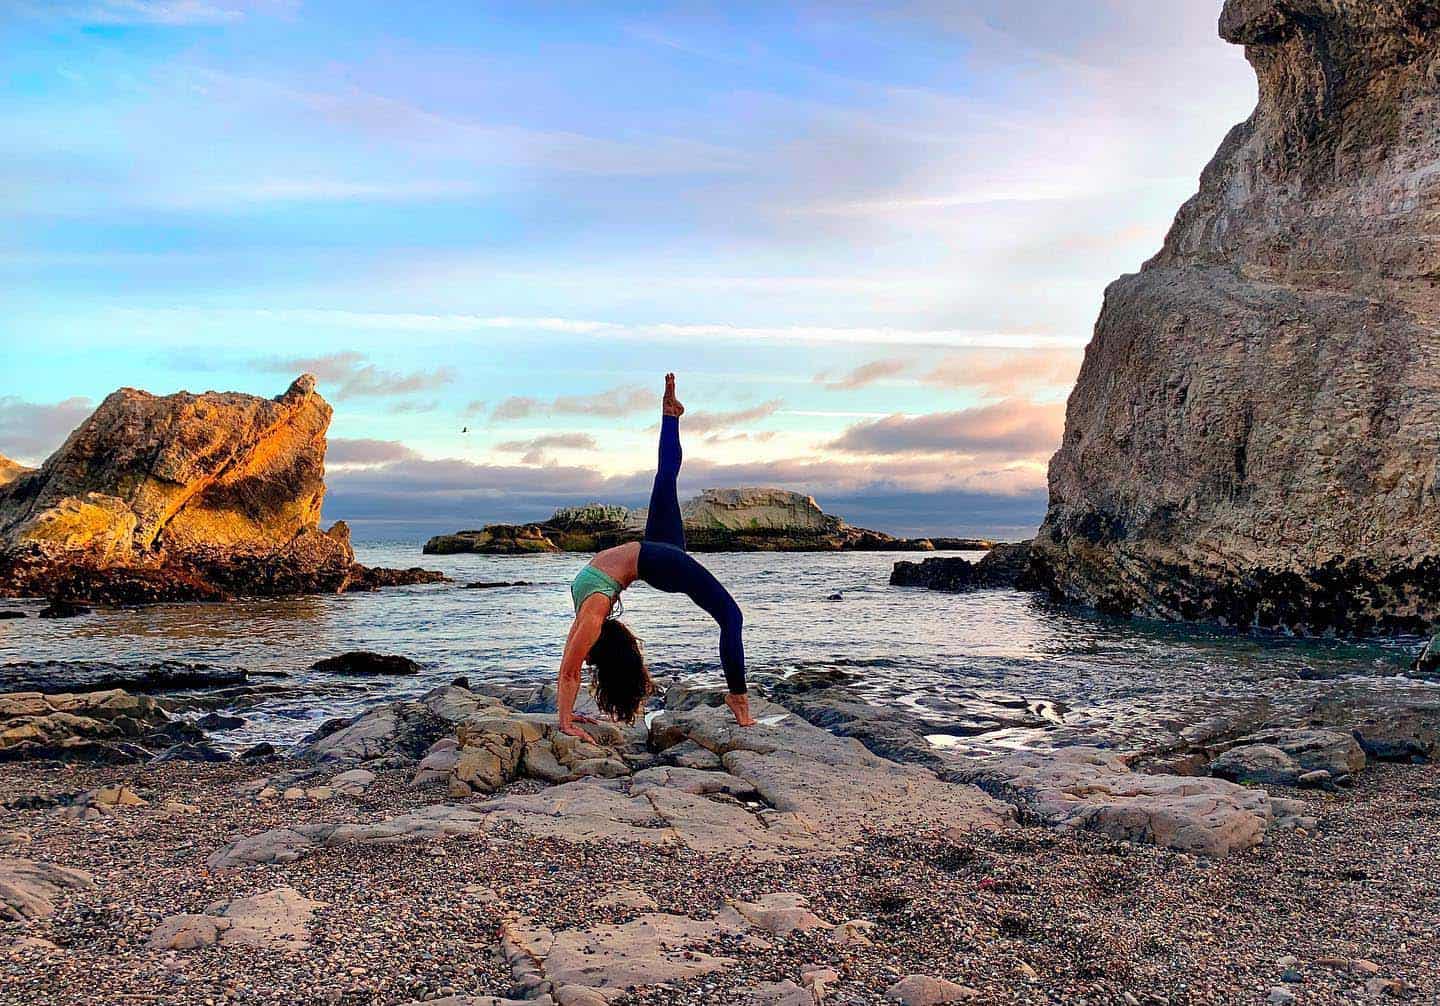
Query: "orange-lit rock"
0 376 442 603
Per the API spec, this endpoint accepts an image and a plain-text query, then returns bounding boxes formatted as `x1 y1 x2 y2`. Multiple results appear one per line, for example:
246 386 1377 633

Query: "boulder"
1210 744 1303 786
955 747 1272 856
1229 728 1365 778
0 688 177 763
1031 3 1440 634
300 701 452 764
147 886 322 952
0 375 441 602
891 542 1037 592
885 975 978 1004
309 651 420 676
0 857 93 921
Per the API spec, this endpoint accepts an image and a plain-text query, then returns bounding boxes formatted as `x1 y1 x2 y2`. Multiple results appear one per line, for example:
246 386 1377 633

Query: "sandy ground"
1 754 1436 1006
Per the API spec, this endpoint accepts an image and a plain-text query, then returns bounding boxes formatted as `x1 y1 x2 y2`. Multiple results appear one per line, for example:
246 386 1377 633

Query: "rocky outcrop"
424 488 942 554
1033 2 1440 635
0 376 442 603
0 688 187 763
147 887 323 953
0 455 32 489
0 858 93 921
890 541 1037 592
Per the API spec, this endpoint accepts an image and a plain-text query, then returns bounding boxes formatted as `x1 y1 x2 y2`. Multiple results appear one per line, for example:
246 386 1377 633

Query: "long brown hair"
586 618 654 723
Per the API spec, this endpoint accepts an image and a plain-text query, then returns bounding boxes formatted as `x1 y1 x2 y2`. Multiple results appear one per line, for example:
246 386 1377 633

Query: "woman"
557 374 756 741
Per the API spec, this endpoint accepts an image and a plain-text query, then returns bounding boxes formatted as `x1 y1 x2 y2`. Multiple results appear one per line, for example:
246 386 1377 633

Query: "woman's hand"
571 713 602 725
724 692 757 727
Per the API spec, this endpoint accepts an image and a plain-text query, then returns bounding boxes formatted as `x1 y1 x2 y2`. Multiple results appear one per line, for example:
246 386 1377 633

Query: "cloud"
828 399 1064 458
682 399 784 434
817 358 910 390
923 349 1083 397
123 310 1085 351
250 351 456 401
491 386 652 421
0 396 96 466
495 433 599 454
326 438 420 466
62 1 249 26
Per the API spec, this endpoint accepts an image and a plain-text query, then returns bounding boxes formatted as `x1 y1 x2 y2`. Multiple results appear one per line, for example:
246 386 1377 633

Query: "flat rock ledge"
0 857 94 921
210 679 1314 874
148 887 324 952
211 695 1013 870
953 747 1274 857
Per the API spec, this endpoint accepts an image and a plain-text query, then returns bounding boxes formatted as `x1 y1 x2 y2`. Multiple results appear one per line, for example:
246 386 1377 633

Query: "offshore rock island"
1033 0 1440 635
425 487 994 555
0 375 442 605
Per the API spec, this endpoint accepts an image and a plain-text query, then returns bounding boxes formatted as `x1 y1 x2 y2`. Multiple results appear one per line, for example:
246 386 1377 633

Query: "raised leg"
643 411 686 549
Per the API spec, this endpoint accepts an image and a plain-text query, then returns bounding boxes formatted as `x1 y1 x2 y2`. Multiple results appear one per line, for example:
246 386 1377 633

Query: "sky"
1 0 1257 539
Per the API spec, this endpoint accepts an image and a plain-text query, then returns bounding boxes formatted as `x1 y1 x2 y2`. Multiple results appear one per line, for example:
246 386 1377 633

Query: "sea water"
0 544 1429 752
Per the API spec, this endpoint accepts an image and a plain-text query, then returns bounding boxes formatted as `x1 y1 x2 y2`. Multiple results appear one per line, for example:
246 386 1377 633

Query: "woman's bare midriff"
589 541 641 589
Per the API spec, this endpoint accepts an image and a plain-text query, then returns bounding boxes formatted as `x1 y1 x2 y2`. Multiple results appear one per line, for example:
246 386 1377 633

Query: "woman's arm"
556 596 609 741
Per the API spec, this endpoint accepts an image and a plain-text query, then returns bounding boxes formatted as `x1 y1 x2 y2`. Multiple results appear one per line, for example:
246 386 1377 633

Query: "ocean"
0 543 1430 753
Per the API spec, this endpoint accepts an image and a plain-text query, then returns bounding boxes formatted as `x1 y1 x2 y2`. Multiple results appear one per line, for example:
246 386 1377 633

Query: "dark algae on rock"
1032 0 1440 635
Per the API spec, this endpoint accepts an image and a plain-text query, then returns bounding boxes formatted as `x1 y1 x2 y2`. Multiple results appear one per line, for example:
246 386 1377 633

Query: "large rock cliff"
0 376 442 602
1033 0 1440 635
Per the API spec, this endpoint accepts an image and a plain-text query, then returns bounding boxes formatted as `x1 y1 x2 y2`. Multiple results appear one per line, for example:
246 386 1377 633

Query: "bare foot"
724 692 756 727
663 372 685 418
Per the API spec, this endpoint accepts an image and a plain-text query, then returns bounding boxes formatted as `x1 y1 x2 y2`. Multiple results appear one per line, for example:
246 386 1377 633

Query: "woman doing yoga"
556 374 755 741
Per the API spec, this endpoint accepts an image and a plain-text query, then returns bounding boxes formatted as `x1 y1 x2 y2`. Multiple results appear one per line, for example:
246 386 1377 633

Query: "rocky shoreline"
3 663 1436 1002
424 491 993 555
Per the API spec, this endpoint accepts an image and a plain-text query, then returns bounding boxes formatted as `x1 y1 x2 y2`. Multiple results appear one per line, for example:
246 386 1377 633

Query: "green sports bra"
571 564 622 612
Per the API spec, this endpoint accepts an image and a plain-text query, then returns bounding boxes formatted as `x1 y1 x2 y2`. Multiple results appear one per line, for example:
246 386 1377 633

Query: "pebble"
1268 988 1296 1005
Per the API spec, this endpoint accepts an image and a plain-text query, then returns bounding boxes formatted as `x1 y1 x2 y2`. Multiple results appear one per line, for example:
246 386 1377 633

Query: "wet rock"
463 580 532 589
309 651 421 677
1230 729 1366 778
239 741 278 762
37 600 90 619
153 741 232 764
300 701 451 764
0 659 248 695
1351 706 1438 763
195 712 245 731
885 975 978 1004
890 542 1036 593
1210 745 1303 786
0 610 26 619
0 857 93 921
0 688 178 764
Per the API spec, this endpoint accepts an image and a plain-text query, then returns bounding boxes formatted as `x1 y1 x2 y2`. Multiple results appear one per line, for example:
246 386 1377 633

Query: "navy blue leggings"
637 415 747 694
